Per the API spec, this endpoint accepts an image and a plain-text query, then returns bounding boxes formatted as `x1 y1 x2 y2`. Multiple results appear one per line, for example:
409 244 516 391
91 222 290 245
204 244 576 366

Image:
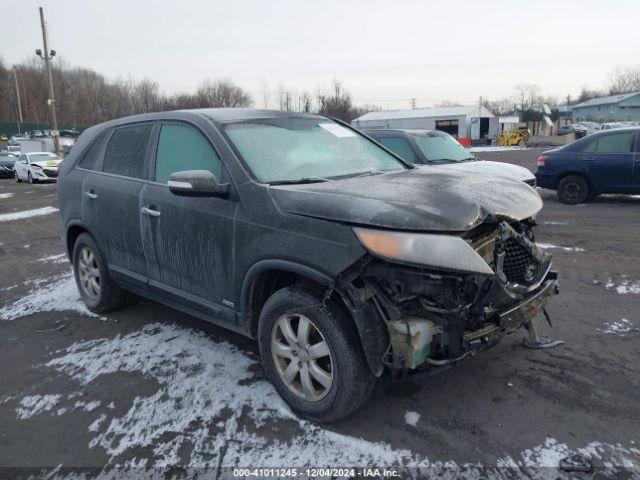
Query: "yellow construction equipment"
497 128 530 147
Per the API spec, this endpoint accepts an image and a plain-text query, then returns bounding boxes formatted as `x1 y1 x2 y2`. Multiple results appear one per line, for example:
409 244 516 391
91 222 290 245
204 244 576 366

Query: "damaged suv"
58 109 559 422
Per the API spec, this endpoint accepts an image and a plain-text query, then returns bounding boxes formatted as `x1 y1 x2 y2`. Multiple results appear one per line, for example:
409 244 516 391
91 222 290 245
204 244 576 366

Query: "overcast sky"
4 0 639 109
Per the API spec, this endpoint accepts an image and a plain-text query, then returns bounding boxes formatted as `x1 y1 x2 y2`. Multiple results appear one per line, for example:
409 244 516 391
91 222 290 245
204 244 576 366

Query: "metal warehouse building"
572 92 640 122
351 105 503 145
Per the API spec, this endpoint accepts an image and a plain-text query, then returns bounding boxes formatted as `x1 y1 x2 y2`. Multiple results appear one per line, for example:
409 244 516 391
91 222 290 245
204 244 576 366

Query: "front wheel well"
246 269 333 338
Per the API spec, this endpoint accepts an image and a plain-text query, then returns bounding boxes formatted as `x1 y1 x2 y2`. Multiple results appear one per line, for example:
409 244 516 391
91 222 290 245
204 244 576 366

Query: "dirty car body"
58 109 558 422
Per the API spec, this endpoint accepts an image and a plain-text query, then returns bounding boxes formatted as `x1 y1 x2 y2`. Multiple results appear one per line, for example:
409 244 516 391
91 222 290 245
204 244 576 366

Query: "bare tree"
481 97 514 115
514 84 542 112
316 79 355 121
196 78 252 108
299 91 313 113
608 65 640 94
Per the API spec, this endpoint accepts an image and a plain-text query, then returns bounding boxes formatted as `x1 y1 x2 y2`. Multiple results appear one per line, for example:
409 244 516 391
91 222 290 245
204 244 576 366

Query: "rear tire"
258 285 375 423
72 233 127 313
15 171 21 183
557 174 589 204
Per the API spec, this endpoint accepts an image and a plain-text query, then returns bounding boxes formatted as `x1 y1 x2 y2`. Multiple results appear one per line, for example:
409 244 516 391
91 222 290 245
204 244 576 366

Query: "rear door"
89 123 155 290
140 121 237 323
579 131 635 193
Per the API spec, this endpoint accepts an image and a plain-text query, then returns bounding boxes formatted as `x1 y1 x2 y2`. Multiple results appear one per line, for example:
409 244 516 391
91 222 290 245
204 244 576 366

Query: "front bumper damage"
338 220 560 373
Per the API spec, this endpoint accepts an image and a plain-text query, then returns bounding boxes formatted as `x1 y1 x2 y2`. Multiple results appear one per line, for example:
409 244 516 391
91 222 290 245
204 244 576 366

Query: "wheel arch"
65 222 95 263
557 170 593 190
240 259 388 377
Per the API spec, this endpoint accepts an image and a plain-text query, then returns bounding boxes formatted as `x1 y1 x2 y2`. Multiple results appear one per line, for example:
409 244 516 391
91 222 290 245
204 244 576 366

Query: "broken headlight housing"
353 227 494 276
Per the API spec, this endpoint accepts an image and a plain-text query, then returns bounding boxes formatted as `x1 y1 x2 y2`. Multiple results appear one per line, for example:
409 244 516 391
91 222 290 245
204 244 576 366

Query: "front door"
140 121 237 322
580 131 635 192
89 123 154 290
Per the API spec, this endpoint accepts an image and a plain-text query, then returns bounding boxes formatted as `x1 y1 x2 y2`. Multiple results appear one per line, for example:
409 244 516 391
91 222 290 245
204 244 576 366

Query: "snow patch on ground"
45 322 426 467
600 319 636 335
499 437 640 472
537 242 585 252
468 146 530 152
0 193 15 199
0 206 58 222
16 394 61 419
37 253 68 264
0 272 97 321
404 411 420 427
605 277 640 295
542 221 568 225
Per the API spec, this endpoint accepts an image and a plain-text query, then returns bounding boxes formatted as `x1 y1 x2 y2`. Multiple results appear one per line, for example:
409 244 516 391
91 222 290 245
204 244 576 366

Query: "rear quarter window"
102 124 153 178
78 132 107 170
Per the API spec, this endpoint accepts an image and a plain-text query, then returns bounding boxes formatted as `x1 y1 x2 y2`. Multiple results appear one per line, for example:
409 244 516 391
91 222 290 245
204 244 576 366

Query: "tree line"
0 58 378 129
2 56 638 128
478 65 640 116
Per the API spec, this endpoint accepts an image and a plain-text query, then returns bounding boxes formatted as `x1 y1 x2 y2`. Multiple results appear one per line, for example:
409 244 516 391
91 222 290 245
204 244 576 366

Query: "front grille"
502 238 537 285
43 169 58 177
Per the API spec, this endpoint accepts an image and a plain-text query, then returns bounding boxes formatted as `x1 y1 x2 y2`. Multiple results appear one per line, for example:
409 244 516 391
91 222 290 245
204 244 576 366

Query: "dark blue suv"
535 127 640 204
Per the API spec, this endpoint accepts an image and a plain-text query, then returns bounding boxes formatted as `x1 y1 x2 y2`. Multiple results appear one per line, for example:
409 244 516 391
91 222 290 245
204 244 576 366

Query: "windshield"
412 131 474 162
29 153 60 162
223 117 407 183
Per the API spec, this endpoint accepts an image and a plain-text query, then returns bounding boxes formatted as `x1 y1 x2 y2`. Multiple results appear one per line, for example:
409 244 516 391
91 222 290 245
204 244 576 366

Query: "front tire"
557 174 589 204
72 233 126 313
27 171 35 184
258 285 375 423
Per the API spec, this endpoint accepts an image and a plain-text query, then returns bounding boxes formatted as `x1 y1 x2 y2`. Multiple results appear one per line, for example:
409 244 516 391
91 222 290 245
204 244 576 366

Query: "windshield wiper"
268 176 333 185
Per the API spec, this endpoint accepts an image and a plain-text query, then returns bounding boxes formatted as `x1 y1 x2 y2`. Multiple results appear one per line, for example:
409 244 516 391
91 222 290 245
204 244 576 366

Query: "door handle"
85 191 98 199
141 206 161 217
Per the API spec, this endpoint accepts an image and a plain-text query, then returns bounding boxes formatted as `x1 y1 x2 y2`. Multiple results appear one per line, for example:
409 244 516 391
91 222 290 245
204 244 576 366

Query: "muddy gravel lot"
0 148 639 478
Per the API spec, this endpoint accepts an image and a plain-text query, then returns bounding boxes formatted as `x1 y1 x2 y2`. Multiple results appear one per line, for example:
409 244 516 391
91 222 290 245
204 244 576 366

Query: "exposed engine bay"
337 218 560 372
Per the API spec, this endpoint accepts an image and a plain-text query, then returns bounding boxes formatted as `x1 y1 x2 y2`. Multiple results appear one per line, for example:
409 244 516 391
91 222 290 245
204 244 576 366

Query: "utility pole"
410 97 417 109
37 7 61 156
13 67 23 133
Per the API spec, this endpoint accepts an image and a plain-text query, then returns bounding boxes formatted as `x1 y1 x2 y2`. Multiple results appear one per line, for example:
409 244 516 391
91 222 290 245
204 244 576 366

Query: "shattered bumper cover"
464 270 559 355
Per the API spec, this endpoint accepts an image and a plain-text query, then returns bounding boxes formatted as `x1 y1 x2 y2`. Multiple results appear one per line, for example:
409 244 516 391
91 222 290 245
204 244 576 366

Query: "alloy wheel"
77 246 100 299
270 313 333 401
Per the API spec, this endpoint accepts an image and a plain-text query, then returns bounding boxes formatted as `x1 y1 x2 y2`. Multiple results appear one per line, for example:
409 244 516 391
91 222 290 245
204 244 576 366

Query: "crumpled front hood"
31 159 60 168
439 160 535 182
269 167 542 232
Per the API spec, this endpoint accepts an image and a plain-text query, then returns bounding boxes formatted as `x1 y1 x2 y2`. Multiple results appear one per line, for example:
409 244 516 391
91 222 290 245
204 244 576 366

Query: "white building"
352 105 501 144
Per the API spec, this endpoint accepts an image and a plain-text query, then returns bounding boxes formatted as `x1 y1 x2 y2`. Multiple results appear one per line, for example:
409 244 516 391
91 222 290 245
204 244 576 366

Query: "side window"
154 123 222 183
377 137 417 163
581 139 597 153
596 133 633 153
102 124 153 178
19 154 27 163
78 133 107 170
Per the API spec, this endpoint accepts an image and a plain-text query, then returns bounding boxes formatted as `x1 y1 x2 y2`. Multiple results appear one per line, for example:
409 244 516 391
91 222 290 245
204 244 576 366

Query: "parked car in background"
558 124 587 138
6 145 21 156
600 122 625 130
535 127 640 203
58 109 558 422
0 153 18 179
14 152 62 183
365 128 537 186
575 122 599 135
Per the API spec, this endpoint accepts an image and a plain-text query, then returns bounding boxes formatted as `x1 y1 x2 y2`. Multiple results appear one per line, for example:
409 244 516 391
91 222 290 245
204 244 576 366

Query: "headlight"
353 227 494 275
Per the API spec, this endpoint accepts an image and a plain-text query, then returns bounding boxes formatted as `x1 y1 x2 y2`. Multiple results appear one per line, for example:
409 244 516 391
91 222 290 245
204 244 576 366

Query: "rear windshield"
223 117 406 183
412 131 474 162
0 159 15 167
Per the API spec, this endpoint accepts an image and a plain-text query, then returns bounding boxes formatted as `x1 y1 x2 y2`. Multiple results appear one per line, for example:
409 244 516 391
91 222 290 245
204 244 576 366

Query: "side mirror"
167 170 230 197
